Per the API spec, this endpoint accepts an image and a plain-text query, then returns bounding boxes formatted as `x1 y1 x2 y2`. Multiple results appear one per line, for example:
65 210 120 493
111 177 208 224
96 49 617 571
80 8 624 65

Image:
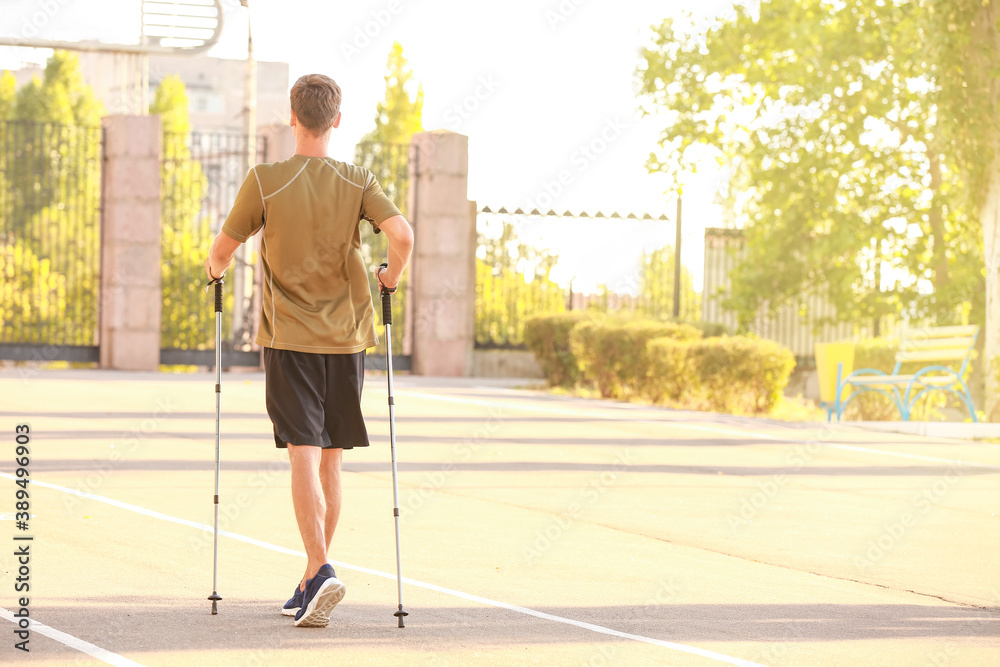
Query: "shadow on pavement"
17 458 1000 477
30 598 1000 656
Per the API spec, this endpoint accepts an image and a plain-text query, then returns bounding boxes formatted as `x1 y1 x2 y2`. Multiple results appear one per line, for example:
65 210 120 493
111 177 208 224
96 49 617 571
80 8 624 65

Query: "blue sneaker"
293 564 345 627
281 584 304 617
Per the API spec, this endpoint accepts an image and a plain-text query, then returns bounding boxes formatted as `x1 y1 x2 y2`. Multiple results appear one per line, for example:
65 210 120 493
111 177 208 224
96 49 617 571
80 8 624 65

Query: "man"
204 73 414 628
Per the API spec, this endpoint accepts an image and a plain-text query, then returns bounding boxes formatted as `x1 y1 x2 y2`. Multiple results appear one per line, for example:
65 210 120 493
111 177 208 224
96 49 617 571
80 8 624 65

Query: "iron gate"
0 120 102 363
159 130 267 366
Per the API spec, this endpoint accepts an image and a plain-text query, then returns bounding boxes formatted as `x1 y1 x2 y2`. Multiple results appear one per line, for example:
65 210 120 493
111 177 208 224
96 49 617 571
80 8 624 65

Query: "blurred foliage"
523 312 593 387
643 337 690 404
153 76 236 350
525 312 794 415
684 336 796 415
0 51 102 346
477 220 709 348
11 51 102 125
0 240 68 341
638 245 701 321
354 42 422 354
852 337 901 377
0 71 15 118
639 0 987 332
570 317 702 399
688 320 731 338
476 221 565 346
356 42 424 148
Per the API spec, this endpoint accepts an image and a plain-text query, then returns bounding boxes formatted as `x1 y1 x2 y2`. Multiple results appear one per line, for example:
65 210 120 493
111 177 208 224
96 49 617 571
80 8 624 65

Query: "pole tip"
394 607 408 628
209 591 222 615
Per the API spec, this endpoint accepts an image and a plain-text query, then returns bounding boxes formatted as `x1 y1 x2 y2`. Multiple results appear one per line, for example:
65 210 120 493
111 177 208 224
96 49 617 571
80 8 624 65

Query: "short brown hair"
290 74 342 134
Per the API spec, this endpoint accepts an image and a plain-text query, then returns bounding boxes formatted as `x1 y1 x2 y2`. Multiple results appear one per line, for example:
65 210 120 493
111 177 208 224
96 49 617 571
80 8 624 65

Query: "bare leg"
287 444 327 586
320 447 343 553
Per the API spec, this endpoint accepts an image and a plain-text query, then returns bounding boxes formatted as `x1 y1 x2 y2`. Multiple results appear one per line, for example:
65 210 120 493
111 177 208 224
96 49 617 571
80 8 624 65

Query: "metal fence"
159 130 266 366
355 141 412 369
475 207 699 348
702 228 872 364
355 141 411 217
0 120 102 362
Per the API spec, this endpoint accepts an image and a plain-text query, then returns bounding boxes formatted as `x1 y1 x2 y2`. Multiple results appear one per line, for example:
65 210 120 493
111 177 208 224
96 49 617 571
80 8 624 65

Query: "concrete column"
99 115 162 371
408 130 475 377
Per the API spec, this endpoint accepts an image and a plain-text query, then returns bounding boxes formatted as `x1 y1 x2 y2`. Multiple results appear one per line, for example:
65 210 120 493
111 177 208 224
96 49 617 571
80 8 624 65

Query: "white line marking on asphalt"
406 391 598 418
823 443 1000 470
0 607 145 666
405 392 1000 470
1 473 765 667
645 423 1000 470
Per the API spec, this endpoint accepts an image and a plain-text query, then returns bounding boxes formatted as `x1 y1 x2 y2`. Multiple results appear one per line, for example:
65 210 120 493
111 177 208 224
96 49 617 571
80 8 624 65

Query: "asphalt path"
0 370 998 666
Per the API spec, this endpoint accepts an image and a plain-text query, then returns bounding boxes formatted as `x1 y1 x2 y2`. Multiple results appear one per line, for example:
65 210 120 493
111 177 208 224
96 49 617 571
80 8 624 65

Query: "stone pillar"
99 115 162 371
408 130 475 377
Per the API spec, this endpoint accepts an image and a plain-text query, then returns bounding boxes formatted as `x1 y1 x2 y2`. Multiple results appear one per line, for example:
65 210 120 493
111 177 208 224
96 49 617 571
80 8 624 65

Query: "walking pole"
379 263 408 628
207 277 224 615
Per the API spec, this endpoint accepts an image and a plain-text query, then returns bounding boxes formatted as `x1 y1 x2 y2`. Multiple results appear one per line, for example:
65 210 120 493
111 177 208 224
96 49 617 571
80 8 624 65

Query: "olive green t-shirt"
221 155 401 353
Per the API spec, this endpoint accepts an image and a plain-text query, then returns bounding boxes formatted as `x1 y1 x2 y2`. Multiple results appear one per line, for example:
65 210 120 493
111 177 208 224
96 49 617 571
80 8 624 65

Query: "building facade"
11 51 289 131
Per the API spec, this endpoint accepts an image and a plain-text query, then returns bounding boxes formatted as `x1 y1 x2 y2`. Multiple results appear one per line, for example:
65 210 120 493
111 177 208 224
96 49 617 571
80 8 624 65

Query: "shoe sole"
281 606 299 617
293 578 346 628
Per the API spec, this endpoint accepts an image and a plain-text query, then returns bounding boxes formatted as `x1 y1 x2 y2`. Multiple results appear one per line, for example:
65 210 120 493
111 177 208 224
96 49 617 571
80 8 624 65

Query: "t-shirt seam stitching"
252 166 266 224
319 159 364 190
260 233 277 347
263 161 311 200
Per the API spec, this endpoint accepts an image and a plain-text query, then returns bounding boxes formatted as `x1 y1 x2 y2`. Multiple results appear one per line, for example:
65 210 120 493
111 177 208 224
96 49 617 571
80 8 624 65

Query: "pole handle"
206 277 225 311
379 263 393 326
214 280 224 313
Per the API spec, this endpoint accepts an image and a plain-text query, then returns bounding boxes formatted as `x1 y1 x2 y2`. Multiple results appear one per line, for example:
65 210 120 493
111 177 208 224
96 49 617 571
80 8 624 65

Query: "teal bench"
834 325 980 422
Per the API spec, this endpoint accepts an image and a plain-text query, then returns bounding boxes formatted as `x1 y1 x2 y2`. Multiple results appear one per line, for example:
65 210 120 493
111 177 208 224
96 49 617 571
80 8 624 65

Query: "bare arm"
375 214 414 289
204 231 242 281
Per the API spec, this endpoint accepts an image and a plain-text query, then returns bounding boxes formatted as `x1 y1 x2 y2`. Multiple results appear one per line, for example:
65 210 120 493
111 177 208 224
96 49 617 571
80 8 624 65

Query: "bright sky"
0 0 739 292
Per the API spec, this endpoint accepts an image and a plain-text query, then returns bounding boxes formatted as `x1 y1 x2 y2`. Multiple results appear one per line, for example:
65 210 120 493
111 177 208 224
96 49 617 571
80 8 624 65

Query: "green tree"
357 41 424 149
0 52 102 346
639 1 981 330
5 52 103 233
0 71 14 238
354 42 423 353
0 71 16 120
152 75 226 350
639 246 701 322
153 75 192 136
925 1 1000 416
13 51 102 125
476 221 565 346
354 41 423 217
0 240 68 342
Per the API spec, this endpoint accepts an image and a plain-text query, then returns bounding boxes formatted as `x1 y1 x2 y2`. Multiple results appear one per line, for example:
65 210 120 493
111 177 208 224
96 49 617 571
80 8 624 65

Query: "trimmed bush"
686 320 731 338
571 318 702 398
686 336 796 414
642 337 691 403
523 312 592 386
565 318 602 386
528 313 797 416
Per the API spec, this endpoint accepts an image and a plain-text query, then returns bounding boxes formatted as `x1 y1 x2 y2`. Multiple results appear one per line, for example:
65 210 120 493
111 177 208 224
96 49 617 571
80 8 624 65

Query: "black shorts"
262 348 370 450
